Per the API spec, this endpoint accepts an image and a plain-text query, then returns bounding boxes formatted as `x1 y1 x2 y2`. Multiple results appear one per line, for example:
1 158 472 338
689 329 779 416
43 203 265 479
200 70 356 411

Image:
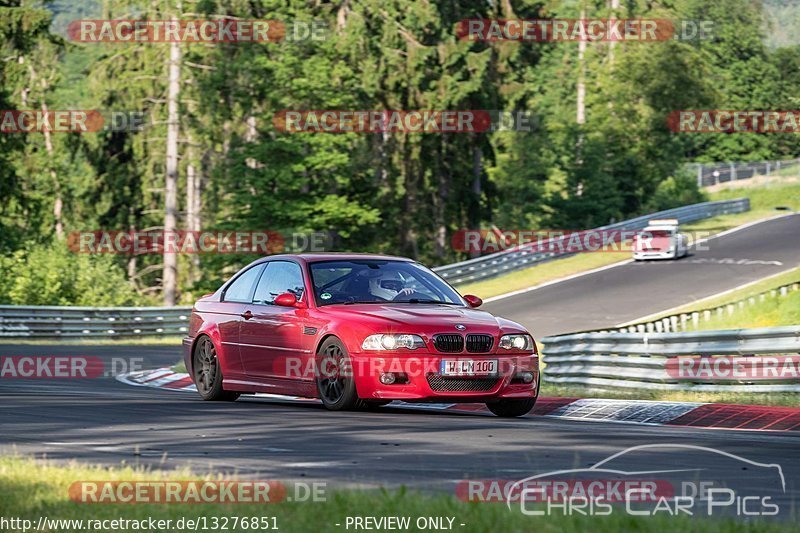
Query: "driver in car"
368 270 417 301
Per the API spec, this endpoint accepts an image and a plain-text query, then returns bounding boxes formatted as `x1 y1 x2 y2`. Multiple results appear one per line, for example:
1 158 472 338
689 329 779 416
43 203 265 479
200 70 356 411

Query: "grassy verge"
0 456 788 532
457 181 800 299
682 290 800 331
539 383 800 407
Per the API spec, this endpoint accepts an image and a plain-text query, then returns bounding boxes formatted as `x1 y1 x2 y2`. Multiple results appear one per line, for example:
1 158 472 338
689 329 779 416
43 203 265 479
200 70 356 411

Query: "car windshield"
309 260 465 306
639 230 673 238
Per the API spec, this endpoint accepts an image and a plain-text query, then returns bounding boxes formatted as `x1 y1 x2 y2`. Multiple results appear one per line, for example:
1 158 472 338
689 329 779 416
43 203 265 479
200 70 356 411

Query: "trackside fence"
688 158 800 187
0 305 192 338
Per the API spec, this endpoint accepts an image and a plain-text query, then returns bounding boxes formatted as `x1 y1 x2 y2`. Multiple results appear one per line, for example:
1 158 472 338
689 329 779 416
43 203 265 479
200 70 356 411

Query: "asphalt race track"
1 214 800 518
1 350 799 516
486 213 800 337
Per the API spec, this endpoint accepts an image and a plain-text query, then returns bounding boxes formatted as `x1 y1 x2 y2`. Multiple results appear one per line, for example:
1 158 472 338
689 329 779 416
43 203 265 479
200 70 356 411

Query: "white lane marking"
483 260 634 303
483 212 799 304
617 265 800 326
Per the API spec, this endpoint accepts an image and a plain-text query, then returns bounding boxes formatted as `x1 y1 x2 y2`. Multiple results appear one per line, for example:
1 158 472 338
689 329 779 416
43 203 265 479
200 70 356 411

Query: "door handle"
240 310 253 320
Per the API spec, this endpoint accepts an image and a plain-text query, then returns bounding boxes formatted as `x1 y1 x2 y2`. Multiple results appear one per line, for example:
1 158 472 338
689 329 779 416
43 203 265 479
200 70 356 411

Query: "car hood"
318 303 524 334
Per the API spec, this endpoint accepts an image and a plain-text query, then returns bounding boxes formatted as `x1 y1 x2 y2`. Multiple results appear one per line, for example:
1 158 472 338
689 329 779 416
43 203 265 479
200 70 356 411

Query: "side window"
223 264 265 303
253 261 305 305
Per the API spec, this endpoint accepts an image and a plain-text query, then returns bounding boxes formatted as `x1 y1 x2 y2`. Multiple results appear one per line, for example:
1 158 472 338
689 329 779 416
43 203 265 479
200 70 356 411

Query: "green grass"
457 181 800 299
706 179 800 213
0 456 790 532
683 290 800 331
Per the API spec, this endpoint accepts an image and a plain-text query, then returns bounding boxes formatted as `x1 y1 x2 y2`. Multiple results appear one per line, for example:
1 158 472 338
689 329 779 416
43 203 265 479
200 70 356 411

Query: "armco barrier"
0 305 192 338
541 326 800 392
432 198 750 285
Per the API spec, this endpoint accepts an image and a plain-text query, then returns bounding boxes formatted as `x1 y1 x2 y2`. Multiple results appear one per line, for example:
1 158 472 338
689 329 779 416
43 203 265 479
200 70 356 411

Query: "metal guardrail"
541 326 800 392
687 158 800 187
0 305 192 338
433 198 750 285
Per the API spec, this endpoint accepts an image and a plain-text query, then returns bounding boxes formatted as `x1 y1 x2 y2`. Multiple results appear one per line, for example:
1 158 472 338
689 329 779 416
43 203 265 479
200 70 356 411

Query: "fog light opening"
379 372 397 385
515 371 534 384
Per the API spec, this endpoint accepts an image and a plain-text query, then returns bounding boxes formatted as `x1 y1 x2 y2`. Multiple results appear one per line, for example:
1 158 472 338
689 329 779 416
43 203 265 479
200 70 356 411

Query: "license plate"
440 359 498 376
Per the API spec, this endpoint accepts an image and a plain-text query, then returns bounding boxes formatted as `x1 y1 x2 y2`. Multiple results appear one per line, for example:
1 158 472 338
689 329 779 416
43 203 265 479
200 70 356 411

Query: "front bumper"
349 352 539 402
633 249 676 260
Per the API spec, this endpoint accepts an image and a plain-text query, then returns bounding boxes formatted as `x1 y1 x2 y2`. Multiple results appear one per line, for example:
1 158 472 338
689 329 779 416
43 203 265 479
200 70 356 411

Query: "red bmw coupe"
183 253 539 417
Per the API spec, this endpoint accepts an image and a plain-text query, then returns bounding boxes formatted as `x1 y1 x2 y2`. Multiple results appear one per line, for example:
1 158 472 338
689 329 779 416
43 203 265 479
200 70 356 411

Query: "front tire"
486 397 537 417
193 335 239 402
315 337 364 411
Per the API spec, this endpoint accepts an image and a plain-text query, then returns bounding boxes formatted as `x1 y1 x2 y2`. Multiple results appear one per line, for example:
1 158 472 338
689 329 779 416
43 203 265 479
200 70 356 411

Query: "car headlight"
362 334 426 351
499 334 534 351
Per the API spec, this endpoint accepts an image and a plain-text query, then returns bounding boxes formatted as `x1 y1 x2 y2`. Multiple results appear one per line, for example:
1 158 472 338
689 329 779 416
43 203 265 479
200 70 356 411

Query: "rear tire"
193 335 239 402
486 397 536 418
315 337 364 411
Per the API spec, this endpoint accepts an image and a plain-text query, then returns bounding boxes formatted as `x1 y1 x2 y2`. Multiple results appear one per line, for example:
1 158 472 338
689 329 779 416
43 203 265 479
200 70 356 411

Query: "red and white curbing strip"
117 368 800 432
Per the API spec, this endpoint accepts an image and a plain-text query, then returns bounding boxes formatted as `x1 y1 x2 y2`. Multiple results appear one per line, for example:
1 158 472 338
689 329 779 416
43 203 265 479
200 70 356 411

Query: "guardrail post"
692 312 699 328
780 286 788 297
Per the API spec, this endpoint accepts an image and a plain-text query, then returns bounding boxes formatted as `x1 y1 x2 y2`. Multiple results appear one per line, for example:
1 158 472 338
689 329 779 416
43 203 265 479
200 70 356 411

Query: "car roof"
264 252 415 263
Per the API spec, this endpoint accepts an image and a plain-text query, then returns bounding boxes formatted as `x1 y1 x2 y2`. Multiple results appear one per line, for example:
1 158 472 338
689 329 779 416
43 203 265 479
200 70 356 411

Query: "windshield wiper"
404 299 461 305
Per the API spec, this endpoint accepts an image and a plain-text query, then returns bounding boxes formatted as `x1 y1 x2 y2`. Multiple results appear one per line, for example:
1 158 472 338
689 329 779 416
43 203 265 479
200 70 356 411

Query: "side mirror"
463 294 483 308
275 292 304 308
